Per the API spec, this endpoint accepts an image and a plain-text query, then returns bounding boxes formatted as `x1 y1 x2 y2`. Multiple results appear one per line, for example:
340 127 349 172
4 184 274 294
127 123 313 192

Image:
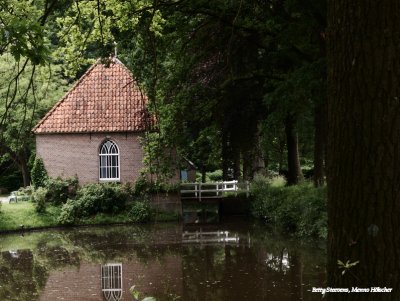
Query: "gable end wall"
36 133 144 184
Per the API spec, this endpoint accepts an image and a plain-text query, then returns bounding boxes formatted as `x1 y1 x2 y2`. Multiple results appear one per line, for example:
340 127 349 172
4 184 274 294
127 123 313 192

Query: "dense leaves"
0 0 327 186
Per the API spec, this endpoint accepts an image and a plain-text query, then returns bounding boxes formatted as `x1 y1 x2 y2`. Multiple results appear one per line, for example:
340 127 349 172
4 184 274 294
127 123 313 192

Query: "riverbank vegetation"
0 177 179 232
250 175 327 239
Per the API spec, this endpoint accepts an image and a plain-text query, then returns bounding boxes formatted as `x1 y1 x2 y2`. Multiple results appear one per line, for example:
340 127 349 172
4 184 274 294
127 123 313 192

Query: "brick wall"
36 132 144 184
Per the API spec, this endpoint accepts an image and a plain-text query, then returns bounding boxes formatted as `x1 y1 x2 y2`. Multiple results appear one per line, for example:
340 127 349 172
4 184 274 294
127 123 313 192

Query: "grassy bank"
0 201 179 232
0 202 61 231
250 176 327 239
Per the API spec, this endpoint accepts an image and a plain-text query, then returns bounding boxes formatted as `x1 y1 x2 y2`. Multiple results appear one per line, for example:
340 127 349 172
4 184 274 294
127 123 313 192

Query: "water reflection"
182 230 239 244
102 264 123 301
0 221 325 301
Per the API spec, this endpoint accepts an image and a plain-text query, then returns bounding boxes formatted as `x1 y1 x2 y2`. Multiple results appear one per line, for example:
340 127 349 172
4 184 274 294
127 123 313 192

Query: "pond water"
0 219 325 301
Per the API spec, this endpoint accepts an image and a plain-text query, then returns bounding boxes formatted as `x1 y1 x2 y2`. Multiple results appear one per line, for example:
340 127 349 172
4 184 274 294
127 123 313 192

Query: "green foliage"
207 170 223 182
251 175 327 238
44 177 78 205
18 185 34 196
0 164 23 192
58 183 129 225
0 54 69 186
337 259 360 276
133 175 179 196
31 158 48 188
32 187 48 213
140 133 176 184
0 1 50 64
128 201 152 223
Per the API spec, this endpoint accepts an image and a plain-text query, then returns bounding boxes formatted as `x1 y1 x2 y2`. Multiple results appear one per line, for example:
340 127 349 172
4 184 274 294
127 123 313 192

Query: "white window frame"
99 140 120 181
101 263 123 301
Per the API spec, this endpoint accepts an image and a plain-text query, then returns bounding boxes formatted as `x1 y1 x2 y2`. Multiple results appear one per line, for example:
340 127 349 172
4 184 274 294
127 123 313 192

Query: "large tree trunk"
313 103 326 187
19 157 30 187
233 147 241 180
222 131 231 181
285 114 303 185
242 132 266 181
327 1 400 300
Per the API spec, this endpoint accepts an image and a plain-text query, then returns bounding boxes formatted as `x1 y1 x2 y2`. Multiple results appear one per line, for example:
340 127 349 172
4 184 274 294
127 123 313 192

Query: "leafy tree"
0 55 68 186
1 0 328 187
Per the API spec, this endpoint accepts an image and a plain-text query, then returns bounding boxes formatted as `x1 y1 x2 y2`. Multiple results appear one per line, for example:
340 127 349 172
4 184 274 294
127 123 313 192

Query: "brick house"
33 58 155 184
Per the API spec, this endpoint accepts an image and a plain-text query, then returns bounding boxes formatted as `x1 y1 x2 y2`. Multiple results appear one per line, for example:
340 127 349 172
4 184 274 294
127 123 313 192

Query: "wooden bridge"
180 180 250 201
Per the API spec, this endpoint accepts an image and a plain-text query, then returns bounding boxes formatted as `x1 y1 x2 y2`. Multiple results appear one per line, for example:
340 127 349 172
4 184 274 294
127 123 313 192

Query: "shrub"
58 183 130 225
58 199 81 225
31 158 48 188
18 186 34 196
45 177 78 205
32 187 48 213
250 175 327 238
208 170 223 182
128 201 152 223
133 176 178 196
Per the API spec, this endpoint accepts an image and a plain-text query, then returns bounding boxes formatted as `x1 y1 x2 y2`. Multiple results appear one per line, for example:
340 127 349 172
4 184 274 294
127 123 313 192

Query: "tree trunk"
233 147 241 180
327 1 400 300
19 157 30 187
285 114 303 185
201 168 206 183
222 131 231 181
242 132 266 181
313 103 326 187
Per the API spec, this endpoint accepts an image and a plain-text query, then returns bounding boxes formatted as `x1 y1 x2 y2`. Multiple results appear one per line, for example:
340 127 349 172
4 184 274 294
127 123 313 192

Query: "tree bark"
233 147 241 180
327 1 400 300
285 114 303 185
19 156 30 187
313 102 326 187
222 131 231 181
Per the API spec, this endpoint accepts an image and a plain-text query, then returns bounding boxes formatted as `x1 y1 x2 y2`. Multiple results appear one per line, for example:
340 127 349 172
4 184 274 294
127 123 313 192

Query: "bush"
133 176 178 196
58 183 130 225
18 186 34 196
31 158 48 188
250 175 327 238
208 170 223 182
45 177 78 205
32 187 48 213
128 201 152 223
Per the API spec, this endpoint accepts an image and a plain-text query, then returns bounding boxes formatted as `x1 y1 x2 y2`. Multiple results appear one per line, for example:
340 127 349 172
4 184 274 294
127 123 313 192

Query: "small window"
99 140 120 181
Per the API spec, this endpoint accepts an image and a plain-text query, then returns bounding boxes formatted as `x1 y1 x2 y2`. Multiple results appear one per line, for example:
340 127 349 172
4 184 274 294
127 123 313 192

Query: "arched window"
101 263 123 301
99 140 120 180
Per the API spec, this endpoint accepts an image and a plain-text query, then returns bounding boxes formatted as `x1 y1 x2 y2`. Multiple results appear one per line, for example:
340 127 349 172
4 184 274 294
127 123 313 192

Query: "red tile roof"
33 58 154 134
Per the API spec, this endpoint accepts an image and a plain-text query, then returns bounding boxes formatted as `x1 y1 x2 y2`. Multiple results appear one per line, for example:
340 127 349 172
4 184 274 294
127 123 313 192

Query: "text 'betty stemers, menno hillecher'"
311 287 393 294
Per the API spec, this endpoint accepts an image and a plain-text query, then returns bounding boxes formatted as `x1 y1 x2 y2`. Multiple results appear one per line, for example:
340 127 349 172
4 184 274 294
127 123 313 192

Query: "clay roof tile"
33 58 154 134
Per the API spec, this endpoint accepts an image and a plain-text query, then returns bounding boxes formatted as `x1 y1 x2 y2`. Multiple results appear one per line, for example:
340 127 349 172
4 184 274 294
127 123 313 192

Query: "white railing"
180 180 249 200
182 230 239 244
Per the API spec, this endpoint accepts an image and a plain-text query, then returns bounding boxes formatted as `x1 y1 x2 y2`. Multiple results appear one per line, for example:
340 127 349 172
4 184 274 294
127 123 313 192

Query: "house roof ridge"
32 60 100 133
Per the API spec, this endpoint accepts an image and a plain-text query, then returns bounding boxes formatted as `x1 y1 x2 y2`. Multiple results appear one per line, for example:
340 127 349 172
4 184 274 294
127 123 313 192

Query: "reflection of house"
33 58 157 184
39 256 182 301
102 263 123 301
